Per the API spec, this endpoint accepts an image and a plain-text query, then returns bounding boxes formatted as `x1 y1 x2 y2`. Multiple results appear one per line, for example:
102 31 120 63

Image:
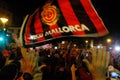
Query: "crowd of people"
0 34 119 80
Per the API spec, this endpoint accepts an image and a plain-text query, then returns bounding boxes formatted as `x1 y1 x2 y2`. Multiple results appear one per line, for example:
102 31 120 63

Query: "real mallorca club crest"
41 2 59 26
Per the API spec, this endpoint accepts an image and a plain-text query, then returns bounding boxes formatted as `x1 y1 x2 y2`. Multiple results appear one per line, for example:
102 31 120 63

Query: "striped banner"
20 0 109 47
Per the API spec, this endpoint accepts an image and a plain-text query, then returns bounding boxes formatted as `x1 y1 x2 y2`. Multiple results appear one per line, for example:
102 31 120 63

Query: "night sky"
1 0 120 38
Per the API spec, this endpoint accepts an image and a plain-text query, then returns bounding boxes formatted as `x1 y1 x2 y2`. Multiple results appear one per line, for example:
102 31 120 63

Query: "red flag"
20 0 109 47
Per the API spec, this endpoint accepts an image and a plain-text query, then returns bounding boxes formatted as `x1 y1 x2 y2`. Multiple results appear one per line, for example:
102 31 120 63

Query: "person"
71 46 110 80
0 53 6 69
0 60 21 80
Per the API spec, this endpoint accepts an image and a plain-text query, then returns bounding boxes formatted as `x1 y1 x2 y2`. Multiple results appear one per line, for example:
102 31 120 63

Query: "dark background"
1 0 120 38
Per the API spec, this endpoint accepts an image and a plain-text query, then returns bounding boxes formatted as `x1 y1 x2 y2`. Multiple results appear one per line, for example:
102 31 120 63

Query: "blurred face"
70 48 80 58
9 43 18 52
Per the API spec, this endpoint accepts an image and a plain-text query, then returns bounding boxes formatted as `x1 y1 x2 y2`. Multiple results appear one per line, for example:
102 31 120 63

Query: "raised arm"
83 46 110 80
71 64 77 80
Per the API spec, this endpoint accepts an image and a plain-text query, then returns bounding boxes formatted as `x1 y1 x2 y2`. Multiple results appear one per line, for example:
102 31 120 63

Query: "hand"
71 64 76 73
71 64 77 80
12 33 21 47
83 46 110 80
20 47 38 75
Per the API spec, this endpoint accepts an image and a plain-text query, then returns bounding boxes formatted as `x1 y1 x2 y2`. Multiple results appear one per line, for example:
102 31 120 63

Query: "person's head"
70 47 80 58
8 46 23 61
9 43 18 50
0 62 20 80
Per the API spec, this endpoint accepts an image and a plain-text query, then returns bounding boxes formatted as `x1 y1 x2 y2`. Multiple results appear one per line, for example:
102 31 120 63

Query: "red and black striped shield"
20 0 109 47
